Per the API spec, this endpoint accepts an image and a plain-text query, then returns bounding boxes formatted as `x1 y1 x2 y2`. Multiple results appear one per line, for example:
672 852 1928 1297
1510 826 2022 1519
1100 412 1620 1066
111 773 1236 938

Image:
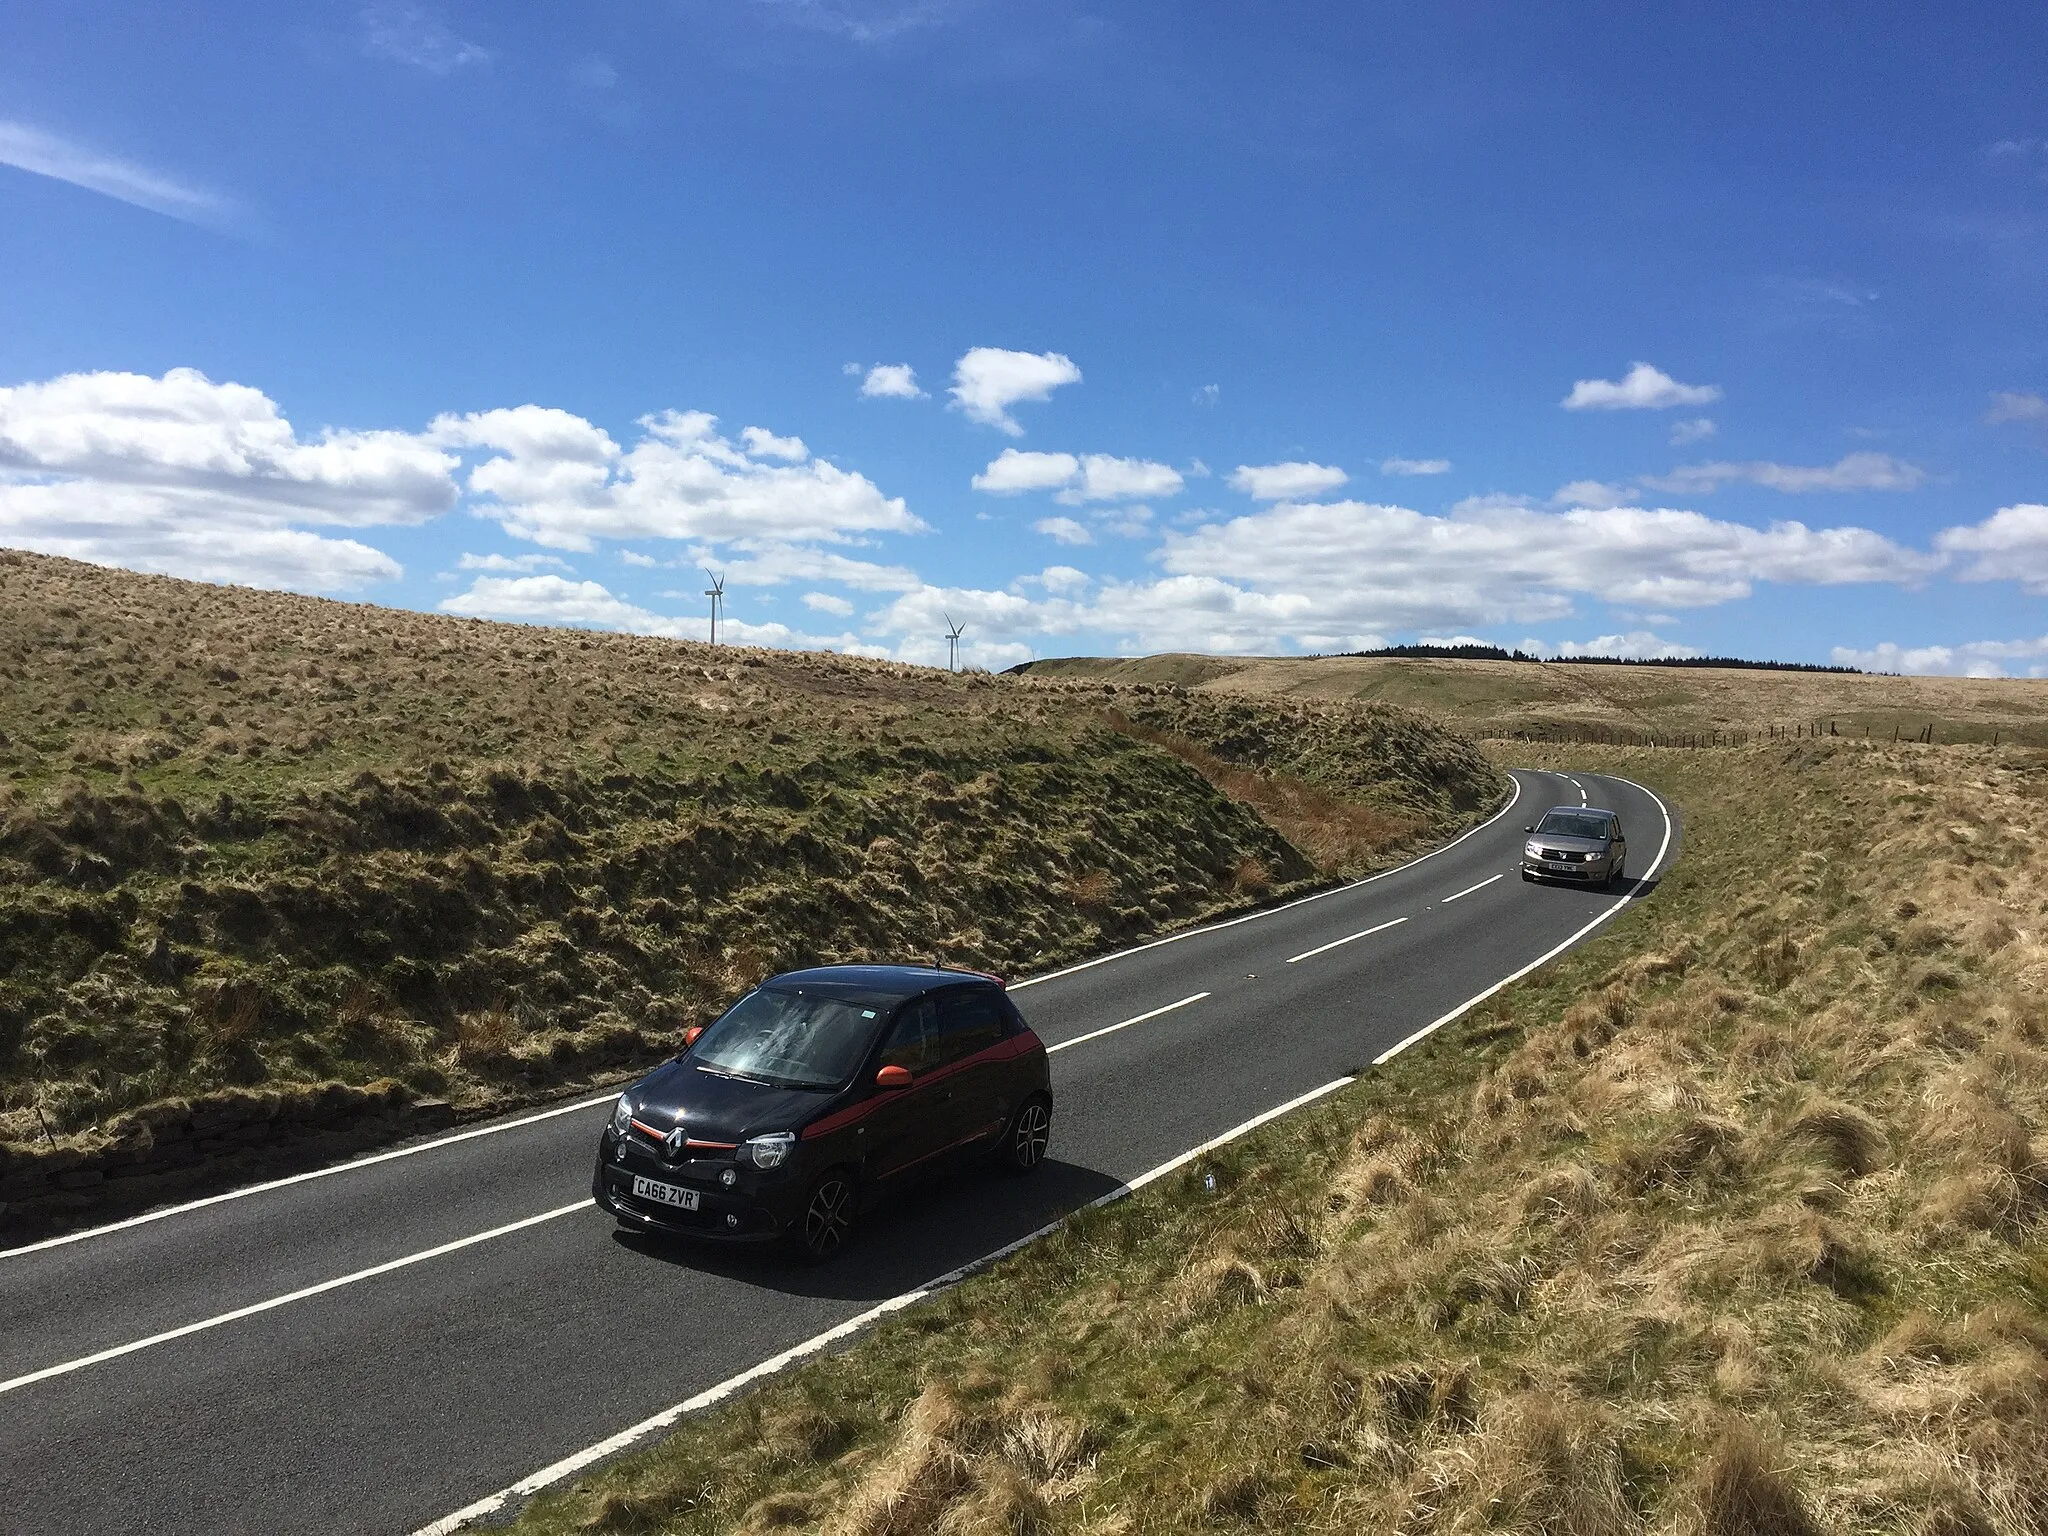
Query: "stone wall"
0 1082 457 1237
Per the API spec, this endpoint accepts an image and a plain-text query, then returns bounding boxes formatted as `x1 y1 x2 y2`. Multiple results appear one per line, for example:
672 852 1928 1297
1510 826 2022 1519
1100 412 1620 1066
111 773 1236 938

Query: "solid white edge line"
1046 992 1209 1054
1285 916 1407 966
1009 771 1525 992
0 1201 591 1398
0 1093 621 1262
410 1075 1359 1536
1441 872 1505 904
1370 771 1674 1066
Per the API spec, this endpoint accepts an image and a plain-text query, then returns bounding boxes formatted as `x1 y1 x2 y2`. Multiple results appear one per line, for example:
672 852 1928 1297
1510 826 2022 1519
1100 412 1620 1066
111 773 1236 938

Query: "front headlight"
1525 841 1542 858
611 1096 634 1137
746 1131 795 1170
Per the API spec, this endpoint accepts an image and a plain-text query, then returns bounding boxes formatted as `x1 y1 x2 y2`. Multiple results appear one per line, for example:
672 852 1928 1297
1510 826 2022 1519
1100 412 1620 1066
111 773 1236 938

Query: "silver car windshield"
693 987 885 1089
1536 812 1611 840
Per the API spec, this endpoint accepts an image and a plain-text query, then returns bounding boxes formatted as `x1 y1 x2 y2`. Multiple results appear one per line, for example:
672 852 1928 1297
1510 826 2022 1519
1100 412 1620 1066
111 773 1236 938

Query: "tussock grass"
0 551 1492 1165
501 740 2048 1536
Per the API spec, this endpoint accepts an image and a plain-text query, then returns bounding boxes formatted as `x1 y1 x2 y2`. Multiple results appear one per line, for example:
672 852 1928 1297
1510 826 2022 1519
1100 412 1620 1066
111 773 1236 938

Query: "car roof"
1541 805 1616 818
762 964 1000 1004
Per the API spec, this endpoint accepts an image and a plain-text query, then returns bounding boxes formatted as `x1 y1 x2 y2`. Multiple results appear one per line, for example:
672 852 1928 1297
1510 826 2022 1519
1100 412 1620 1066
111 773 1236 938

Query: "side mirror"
875 1064 914 1089
682 1025 704 1048
1523 825 1535 834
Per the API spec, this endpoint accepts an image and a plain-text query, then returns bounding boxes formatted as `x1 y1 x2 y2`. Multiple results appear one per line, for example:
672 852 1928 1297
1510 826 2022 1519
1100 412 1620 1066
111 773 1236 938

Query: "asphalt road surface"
0 767 1677 1536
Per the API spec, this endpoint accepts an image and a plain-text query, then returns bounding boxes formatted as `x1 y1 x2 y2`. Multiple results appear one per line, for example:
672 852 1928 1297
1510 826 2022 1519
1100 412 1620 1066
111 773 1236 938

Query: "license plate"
631 1175 699 1211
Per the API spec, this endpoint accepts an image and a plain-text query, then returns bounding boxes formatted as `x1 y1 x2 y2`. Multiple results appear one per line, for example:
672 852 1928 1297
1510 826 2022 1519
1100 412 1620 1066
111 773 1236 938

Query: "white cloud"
1059 455 1182 504
1033 516 1093 545
457 551 570 573
0 121 233 227
971 449 1180 504
1641 452 1926 495
1988 391 2048 425
1551 480 1639 510
858 364 925 400
803 591 854 616
948 348 1082 435
0 367 463 591
972 449 1079 494
431 406 923 552
1380 457 1450 476
1228 461 1349 501
1935 503 2048 593
438 573 878 654
360 4 489 73
1100 504 1154 537
706 543 920 591
619 549 657 568
1194 384 1220 406
1562 363 1722 411
740 426 808 461
1034 565 1091 595
1525 631 1704 661
1669 417 1718 445
1831 636 2048 679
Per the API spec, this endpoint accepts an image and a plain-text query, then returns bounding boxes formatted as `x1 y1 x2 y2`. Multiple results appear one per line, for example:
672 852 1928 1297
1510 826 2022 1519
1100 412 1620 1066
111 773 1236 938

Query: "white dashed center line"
1285 916 1407 965
1047 992 1209 1053
1441 873 1504 903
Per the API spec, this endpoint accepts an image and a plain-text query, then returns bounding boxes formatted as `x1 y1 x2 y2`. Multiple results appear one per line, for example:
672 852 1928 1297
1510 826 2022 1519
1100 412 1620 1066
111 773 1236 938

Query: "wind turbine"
703 569 725 645
944 613 966 674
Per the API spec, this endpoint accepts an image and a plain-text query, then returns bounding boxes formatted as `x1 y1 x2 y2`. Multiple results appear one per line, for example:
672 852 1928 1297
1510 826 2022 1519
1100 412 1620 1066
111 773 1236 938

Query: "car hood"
1529 833 1609 853
622 1058 841 1143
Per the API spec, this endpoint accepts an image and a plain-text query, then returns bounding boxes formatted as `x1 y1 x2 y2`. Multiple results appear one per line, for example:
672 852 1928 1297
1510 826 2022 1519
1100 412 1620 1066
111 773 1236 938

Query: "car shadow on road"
607 1156 1126 1303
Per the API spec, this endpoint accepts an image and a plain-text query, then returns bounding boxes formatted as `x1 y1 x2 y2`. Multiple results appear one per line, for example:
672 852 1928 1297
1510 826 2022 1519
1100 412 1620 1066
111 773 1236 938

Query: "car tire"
995 1095 1052 1174
791 1170 858 1264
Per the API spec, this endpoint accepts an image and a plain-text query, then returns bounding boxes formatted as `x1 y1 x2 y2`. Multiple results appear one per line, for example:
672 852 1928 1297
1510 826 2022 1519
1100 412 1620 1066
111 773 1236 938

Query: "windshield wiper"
694 1064 777 1086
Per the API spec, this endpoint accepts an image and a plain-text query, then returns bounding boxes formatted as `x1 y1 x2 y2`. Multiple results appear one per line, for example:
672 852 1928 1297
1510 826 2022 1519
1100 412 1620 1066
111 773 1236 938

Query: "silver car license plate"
631 1175 700 1211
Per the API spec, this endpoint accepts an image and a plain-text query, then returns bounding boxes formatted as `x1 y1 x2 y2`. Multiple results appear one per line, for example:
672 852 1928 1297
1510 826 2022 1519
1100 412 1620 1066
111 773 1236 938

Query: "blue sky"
2 3 2046 674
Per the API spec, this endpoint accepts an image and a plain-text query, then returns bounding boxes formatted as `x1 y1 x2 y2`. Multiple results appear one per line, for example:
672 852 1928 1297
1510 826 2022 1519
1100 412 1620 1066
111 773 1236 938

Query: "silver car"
1521 806 1626 888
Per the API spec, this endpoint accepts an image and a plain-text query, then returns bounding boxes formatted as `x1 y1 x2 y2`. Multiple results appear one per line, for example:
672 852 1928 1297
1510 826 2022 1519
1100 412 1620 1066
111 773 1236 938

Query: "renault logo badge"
664 1125 688 1157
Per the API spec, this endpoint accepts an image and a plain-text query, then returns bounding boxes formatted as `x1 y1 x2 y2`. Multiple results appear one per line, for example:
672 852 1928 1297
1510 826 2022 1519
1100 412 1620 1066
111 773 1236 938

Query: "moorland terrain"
0 550 1491 1227
512 737 2048 1536
1019 653 2048 747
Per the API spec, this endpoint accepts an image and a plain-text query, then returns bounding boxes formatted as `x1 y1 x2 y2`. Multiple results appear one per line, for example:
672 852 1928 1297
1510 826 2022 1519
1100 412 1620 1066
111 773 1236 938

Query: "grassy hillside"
1019 653 2048 746
0 551 1494 1163
501 738 2048 1536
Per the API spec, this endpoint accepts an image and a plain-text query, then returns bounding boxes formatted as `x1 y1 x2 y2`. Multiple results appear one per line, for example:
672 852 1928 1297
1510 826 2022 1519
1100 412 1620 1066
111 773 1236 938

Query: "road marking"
0 1094 620 1263
1011 772 1523 991
1046 992 1208 1053
3 776 1523 1262
1441 873 1504 904
1372 772 1675 1065
0 1202 590 1398
1285 916 1406 965
411 1075 1359 1536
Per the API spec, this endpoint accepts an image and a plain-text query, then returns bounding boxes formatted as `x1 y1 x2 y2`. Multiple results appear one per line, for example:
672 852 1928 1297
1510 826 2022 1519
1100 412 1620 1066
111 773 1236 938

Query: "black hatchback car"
592 964 1052 1261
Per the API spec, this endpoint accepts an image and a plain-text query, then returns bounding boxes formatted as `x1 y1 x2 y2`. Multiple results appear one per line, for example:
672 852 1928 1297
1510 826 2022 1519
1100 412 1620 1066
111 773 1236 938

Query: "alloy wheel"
802 1177 854 1259
1012 1101 1051 1170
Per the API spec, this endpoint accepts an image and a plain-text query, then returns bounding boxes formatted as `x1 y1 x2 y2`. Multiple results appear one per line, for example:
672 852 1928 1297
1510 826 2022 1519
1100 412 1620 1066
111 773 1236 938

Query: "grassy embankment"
0 551 1492 1159
499 739 2048 1536
1020 653 2048 747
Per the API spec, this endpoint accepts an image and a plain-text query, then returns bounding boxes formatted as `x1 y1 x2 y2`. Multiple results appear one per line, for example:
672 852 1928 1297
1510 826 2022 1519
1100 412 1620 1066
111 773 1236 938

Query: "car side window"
1610 821 1624 841
931 988 1006 1067
878 998 940 1075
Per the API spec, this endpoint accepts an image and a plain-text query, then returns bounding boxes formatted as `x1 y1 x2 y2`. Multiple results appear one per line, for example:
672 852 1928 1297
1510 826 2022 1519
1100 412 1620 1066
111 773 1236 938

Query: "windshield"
1536 812 1612 841
692 986 888 1090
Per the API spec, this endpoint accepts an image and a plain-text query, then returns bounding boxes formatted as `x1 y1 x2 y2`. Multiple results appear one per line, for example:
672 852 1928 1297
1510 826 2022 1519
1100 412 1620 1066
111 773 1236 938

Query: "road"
0 767 1675 1536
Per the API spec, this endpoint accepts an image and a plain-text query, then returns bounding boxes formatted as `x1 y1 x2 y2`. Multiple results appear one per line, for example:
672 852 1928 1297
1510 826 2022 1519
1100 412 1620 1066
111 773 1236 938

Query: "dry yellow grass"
504 739 2048 1536
1024 653 2048 746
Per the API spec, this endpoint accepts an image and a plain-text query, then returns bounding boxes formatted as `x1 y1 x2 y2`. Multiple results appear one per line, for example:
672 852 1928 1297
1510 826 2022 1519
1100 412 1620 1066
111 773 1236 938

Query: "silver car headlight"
1525 841 1542 858
611 1096 634 1137
746 1131 795 1170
